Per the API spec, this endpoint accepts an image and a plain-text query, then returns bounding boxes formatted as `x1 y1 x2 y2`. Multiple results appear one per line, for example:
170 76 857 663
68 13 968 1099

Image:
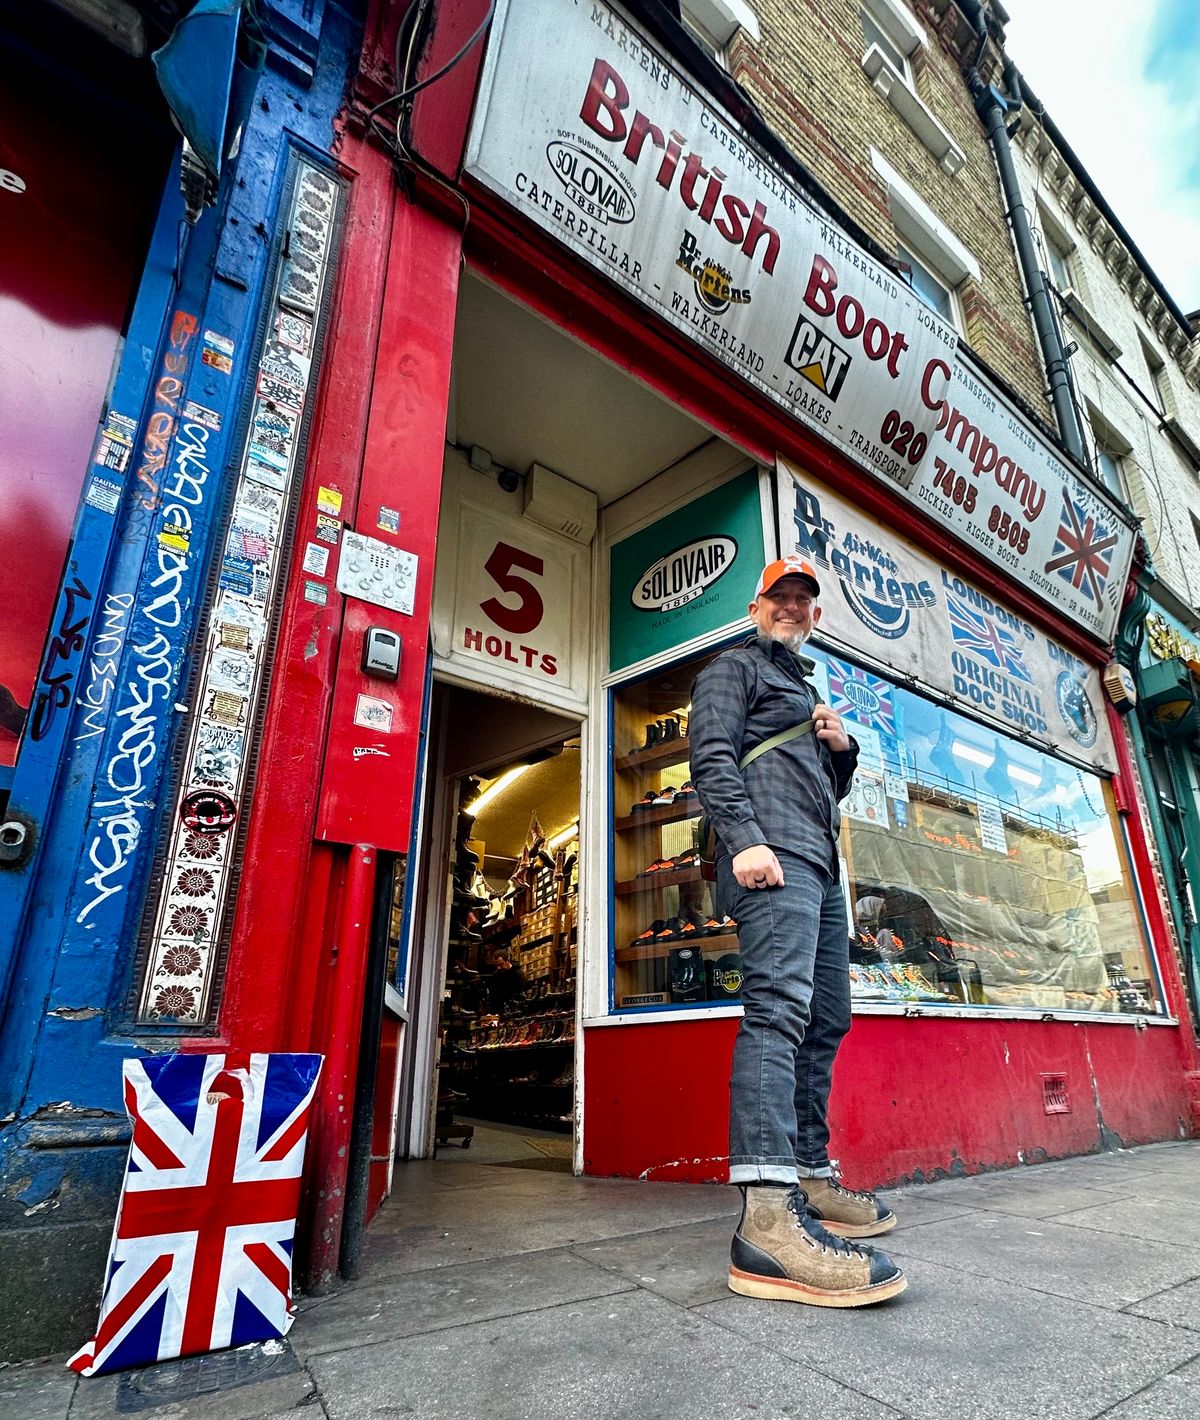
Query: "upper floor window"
861 5 913 84
680 0 760 67
1138 332 1175 417
898 244 959 329
1038 203 1077 293
1045 231 1074 292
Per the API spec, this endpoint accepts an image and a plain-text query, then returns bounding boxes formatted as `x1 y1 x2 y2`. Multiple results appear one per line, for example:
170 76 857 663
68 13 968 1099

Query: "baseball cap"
755 555 820 599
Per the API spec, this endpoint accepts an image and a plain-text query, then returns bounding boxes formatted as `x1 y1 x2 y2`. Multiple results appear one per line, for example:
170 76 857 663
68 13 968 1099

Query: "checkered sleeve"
689 655 767 856
829 737 860 801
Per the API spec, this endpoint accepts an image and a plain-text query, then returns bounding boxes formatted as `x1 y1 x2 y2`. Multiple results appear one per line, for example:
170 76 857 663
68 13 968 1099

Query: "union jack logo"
1044 491 1118 606
69 1051 322 1376
945 592 1033 683
827 657 896 735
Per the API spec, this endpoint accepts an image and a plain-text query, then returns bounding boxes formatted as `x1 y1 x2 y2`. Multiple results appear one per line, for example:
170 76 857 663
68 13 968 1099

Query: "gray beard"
768 627 810 653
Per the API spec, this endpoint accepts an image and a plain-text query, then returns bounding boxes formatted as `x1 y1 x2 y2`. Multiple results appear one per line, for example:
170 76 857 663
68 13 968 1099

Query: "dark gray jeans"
717 847 852 1185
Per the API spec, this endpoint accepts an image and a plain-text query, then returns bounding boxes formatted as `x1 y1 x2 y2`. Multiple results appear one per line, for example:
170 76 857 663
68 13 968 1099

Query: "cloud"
1003 0 1200 313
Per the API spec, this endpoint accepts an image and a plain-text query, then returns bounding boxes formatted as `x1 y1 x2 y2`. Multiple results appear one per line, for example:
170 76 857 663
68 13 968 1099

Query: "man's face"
749 576 821 644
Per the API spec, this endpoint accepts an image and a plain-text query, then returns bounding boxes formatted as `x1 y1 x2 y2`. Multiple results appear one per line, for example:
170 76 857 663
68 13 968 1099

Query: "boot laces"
829 1175 875 1204
787 1188 874 1259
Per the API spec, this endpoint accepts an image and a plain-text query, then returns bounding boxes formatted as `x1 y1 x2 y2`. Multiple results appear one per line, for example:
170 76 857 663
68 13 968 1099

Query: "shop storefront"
187 0 1199 1279
1133 602 1200 1019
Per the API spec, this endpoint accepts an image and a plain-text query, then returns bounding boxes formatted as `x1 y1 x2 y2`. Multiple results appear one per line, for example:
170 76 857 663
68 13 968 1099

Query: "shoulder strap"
738 719 814 772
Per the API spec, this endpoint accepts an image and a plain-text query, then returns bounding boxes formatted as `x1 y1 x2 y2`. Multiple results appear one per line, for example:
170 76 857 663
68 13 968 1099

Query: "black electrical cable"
365 0 497 121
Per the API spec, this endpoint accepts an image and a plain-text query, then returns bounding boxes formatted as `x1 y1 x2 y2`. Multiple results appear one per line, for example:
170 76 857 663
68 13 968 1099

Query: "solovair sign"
464 0 1137 641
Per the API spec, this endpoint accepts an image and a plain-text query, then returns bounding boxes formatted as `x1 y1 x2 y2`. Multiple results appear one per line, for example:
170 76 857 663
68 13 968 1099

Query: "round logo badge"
1055 672 1098 748
180 788 238 835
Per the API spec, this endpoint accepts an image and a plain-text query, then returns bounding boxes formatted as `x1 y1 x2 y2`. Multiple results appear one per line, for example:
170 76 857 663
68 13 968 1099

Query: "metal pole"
970 77 1089 465
303 842 377 1294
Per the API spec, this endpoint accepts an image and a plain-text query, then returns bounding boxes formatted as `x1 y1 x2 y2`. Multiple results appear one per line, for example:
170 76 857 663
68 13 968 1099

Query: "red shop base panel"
581 1017 1200 1186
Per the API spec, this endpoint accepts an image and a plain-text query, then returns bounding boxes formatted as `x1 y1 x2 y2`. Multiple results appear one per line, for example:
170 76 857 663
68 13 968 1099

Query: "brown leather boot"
802 1176 897 1238
729 1185 906 1307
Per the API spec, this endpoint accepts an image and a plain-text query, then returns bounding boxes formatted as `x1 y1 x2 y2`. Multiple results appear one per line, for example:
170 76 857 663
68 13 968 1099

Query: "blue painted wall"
0 0 364 1361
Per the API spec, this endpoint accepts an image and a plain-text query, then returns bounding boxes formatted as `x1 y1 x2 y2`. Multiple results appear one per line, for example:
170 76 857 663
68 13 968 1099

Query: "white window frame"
871 150 979 333
1087 406 1131 503
681 0 760 61
860 0 927 66
1037 203 1077 294
898 243 963 330
860 5 963 175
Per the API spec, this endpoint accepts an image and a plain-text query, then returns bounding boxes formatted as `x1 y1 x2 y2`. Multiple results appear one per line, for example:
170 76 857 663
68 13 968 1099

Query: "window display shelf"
613 803 702 832
614 737 691 773
616 931 740 963
615 866 702 896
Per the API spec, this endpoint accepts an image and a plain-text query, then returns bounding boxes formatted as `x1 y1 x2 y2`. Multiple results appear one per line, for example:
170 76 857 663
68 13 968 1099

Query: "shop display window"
609 640 1162 1017
610 645 739 1010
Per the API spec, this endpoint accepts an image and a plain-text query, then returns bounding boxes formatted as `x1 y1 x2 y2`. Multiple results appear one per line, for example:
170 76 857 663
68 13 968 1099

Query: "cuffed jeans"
718 847 852 1185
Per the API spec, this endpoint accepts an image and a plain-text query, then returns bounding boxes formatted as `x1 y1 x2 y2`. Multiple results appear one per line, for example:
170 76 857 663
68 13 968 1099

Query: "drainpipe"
959 4 1089 464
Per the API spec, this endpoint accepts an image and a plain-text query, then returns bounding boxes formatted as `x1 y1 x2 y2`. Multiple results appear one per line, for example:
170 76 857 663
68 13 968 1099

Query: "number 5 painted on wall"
480 541 544 634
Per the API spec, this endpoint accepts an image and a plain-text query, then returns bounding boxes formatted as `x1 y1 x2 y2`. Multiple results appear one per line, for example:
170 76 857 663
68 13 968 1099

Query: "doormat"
524 1135 573 1159
494 1156 573 1173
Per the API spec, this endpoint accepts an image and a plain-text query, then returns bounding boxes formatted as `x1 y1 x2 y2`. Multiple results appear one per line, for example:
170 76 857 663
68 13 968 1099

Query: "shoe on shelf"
728 1185 906 1307
630 791 658 812
800 1177 897 1238
675 781 699 802
650 786 678 807
673 849 700 870
640 857 676 876
659 715 681 743
654 917 683 942
631 919 667 948
633 721 660 754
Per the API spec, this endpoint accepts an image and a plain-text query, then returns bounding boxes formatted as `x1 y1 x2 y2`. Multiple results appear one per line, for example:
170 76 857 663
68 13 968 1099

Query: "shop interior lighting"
463 764 530 817
951 740 992 768
548 821 579 850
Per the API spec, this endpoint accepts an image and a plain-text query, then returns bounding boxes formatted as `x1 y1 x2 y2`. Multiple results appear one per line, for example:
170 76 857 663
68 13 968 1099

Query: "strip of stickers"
139 162 340 1023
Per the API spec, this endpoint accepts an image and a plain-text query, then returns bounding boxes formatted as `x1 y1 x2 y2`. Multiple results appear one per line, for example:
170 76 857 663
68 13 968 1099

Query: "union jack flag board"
945 592 1034 684
827 656 897 736
70 1052 322 1377
1044 491 1118 607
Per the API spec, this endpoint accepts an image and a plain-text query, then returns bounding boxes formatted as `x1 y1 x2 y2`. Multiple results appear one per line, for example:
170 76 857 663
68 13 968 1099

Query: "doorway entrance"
400 682 582 1160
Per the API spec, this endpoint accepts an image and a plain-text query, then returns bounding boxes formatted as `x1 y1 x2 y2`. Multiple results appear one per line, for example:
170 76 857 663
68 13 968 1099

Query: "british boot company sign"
465 0 1136 640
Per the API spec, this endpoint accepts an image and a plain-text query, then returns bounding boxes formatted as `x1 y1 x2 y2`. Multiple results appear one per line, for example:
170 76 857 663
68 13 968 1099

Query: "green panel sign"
609 469 765 672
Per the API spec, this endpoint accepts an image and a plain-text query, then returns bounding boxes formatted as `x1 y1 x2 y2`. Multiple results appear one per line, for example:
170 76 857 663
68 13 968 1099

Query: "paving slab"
362 1175 738 1275
1049 1195 1200 1250
1124 1276 1200 1332
696 1256 1200 1420
68 1343 317 1420
570 1216 735 1308
1100 1355 1200 1419
307 1288 894 1419
861 1190 979 1230
292 1248 634 1359
882 1210 1200 1310
905 1180 1123 1220
0 1358 76 1420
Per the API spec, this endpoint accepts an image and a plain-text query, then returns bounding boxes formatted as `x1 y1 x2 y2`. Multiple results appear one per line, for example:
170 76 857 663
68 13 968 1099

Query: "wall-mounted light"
463 764 530 817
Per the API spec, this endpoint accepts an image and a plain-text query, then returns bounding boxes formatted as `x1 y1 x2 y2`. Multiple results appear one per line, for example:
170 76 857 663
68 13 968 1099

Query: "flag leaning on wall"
69 1051 323 1377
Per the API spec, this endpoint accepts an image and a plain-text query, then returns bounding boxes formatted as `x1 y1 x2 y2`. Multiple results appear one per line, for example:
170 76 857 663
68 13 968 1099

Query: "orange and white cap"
755 555 820 599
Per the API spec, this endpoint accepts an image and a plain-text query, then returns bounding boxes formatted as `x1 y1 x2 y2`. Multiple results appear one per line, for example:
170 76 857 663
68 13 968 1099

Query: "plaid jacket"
690 635 859 871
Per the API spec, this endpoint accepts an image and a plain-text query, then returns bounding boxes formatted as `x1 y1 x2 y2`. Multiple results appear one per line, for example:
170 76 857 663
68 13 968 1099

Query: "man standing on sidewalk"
690 555 907 1307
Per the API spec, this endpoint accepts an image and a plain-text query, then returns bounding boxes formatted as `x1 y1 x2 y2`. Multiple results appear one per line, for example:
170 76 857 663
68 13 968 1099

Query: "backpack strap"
737 719 814 772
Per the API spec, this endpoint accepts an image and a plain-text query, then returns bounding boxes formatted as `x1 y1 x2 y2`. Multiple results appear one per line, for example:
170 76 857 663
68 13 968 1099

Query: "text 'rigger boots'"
729 1185 906 1307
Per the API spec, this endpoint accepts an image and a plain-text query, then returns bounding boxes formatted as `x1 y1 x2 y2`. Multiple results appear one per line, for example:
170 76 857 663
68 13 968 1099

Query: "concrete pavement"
4 1126 1199 1419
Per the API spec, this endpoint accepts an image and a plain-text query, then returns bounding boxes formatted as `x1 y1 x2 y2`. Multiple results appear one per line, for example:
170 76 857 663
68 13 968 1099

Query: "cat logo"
784 317 853 400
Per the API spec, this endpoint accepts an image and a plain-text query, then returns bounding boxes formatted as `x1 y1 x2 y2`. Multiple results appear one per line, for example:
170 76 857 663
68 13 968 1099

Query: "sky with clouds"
1002 0 1200 314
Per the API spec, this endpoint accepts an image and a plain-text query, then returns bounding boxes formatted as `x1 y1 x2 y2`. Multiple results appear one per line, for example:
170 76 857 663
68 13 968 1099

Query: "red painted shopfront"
209 0 1197 1280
